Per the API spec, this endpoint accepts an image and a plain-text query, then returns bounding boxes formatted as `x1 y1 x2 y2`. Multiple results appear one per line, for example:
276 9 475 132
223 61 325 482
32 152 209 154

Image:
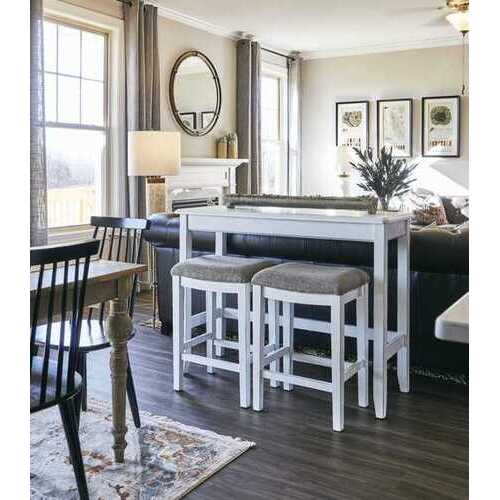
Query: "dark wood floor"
87 292 468 500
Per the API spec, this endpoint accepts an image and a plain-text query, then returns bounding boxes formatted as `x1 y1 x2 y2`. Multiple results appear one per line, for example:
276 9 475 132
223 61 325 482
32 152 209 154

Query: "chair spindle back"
30 240 99 410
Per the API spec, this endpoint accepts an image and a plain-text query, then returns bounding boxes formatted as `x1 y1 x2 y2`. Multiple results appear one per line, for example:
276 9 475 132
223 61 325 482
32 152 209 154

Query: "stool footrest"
264 346 291 365
183 332 213 349
263 370 332 392
182 353 240 373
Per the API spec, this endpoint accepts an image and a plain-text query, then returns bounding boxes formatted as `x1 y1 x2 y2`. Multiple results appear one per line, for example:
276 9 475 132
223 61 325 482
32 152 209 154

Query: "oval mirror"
169 50 222 136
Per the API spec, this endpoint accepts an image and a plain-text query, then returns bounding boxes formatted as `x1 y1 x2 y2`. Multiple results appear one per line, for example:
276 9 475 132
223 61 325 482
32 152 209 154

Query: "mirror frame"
169 50 222 137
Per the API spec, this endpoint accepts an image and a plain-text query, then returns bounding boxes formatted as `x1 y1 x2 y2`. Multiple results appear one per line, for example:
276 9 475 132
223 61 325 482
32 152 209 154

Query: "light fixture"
128 131 181 215
336 146 354 197
446 10 469 34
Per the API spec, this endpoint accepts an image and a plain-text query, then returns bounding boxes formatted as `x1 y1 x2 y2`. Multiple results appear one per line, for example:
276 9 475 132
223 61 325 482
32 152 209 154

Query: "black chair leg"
126 354 141 428
59 397 89 500
78 352 88 412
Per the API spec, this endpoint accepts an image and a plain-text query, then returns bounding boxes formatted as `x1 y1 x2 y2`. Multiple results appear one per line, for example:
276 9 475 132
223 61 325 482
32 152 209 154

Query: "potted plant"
350 146 418 211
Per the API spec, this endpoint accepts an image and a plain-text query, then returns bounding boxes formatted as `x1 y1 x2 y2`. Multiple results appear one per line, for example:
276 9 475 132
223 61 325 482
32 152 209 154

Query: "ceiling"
155 0 464 58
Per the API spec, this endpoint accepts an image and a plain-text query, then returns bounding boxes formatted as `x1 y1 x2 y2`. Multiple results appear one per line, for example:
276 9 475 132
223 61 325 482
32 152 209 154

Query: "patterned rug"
31 399 255 499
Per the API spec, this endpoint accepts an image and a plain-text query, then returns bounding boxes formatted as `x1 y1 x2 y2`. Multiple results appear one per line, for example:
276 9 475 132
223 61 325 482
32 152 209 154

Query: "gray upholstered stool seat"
252 261 370 295
171 254 277 284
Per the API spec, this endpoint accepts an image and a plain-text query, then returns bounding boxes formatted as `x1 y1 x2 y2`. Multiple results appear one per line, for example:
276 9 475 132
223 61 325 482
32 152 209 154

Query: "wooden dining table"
30 259 147 463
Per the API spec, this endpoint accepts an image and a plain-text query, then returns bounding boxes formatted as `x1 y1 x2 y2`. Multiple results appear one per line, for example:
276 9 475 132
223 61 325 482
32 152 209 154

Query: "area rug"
31 399 255 499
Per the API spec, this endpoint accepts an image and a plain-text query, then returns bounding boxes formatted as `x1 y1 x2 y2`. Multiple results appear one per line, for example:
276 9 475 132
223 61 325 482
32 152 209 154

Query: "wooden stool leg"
252 285 265 411
206 291 216 374
356 285 369 407
331 296 345 432
268 299 280 388
282 302 294 391
238 284 251 408
172 276 184 391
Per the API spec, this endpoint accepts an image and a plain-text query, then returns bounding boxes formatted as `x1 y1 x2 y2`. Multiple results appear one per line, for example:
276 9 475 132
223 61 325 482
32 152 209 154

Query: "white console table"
177 205 411 420
165 157 247 212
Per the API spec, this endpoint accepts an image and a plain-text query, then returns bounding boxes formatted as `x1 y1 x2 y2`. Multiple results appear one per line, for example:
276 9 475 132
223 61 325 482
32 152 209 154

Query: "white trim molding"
301 36 466 60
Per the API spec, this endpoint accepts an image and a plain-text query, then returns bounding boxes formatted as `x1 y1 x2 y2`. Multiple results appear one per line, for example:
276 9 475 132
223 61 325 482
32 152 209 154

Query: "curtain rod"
261 47 294 60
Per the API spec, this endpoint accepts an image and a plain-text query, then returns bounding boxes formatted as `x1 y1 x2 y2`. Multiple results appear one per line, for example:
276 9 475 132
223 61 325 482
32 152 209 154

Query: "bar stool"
251 262 370 431
171 254 276 408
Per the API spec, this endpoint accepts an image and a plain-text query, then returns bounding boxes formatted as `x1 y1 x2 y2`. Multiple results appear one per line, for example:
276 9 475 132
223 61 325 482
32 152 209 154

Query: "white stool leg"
172 276 184 391
238 284 251 408
252 285 265 411
356 285 369 407
183 287 192 374
268 299 280 388
331 296 345 432
215 293 224 357
282 302 294 391
206 291 216 374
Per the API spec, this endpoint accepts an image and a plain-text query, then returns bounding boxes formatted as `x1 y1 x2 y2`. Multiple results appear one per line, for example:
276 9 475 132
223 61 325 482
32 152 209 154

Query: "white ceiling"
155 0 464 58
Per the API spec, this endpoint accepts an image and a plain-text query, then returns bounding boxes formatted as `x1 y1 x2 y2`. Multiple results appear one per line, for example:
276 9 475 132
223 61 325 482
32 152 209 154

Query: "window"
43 18 108 228
261 64 288 194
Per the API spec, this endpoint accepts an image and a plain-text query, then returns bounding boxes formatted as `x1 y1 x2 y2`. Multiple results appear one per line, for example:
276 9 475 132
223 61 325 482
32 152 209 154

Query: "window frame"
261 61 289 195
43 14 110 231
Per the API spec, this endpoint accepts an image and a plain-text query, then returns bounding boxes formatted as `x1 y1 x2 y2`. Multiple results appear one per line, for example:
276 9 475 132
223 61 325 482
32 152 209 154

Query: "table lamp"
128 131 181 215
336 145 354 197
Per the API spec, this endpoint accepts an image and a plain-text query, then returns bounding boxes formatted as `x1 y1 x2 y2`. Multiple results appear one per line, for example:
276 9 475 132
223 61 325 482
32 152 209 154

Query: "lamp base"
146 177 166 216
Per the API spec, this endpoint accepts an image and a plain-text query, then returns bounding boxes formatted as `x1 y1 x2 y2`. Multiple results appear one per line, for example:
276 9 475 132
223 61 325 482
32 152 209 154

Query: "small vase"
378 196 390 211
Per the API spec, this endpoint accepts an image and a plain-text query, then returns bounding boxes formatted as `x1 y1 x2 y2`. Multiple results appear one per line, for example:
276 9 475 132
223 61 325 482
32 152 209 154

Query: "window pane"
43 21 57 72
58 75 80 123
261 142 282 194
82 31 105 81
81 80 104 126
58 25 81 76
46 128 105 227
44 73 57 122
261 76 280 141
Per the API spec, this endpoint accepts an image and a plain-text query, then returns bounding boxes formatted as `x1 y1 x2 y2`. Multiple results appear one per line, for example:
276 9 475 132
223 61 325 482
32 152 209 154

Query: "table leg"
215 232 227 356
106 293 133 463
397 224 410 393
373 226 388 419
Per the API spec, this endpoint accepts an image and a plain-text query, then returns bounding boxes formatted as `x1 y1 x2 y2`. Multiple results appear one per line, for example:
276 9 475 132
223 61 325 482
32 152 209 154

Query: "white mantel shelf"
181 157 248 167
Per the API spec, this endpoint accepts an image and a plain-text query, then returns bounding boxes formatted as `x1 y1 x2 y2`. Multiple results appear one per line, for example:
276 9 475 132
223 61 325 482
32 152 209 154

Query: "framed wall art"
335 100 369 150
179 112 197 130
377 98 413 157
201 111 215 129
421 96 460 157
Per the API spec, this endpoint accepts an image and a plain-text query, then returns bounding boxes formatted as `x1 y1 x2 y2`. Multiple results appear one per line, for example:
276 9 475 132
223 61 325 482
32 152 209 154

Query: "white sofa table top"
435 293 469 344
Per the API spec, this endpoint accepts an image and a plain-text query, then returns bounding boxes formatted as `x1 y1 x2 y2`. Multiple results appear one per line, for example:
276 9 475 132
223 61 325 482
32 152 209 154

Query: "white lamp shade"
336 145 354 174
128 131 181 177
446 11 469 33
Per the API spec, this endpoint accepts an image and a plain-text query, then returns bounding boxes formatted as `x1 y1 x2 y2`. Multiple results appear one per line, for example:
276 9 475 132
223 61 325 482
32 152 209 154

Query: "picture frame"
201 111 215 129
377 98 413 158
335 100 369 150
421 96 461 158
179 112 197 130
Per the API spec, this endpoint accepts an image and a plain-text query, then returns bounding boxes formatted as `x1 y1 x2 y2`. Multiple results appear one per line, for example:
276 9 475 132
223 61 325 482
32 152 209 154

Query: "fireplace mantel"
164 157 247 211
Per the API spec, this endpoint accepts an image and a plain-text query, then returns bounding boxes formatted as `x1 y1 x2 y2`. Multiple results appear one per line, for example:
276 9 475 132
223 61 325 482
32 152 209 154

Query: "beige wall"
301 45 469 196
58 0 122 19
158 17 236 158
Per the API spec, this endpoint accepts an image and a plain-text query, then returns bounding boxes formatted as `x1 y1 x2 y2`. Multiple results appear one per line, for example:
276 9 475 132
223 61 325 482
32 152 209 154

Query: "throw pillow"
441 197 469 224
413 204 448 225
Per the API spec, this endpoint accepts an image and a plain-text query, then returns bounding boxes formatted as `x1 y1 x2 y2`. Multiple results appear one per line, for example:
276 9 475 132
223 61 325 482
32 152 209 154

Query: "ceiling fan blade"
423 14 450 27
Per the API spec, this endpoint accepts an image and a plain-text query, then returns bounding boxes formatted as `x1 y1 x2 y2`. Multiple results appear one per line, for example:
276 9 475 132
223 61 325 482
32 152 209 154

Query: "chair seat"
35 320 136 353
171 254 277 284
251 262 370 295
31 356 82 412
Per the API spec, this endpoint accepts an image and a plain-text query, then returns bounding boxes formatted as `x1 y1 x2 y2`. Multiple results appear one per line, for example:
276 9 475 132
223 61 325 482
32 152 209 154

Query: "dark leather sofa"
144 213 469 375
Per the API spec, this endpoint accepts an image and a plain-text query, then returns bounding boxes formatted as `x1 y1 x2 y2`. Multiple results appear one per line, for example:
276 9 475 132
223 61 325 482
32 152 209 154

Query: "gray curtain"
236 39 261 194
287 53 302 195
123 1 161 218
30 0 48 246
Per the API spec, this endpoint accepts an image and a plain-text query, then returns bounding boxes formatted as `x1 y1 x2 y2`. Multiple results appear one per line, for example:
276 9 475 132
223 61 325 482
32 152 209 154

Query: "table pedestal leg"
106 296 132 463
